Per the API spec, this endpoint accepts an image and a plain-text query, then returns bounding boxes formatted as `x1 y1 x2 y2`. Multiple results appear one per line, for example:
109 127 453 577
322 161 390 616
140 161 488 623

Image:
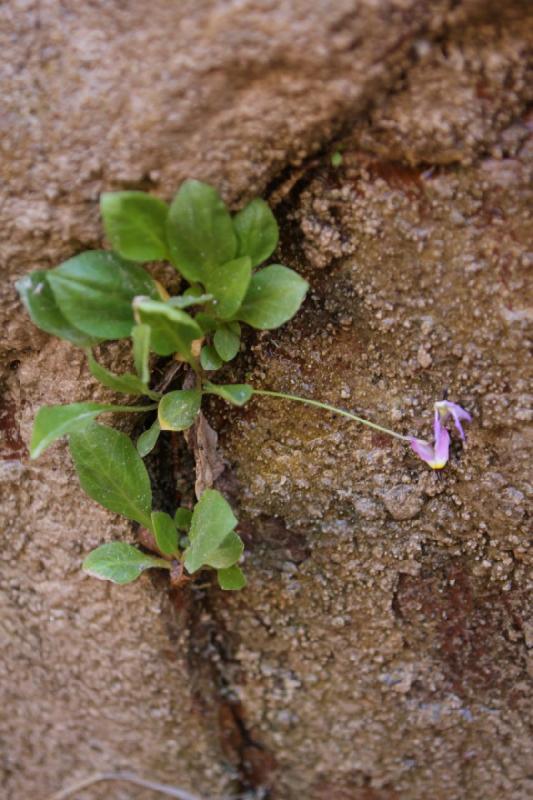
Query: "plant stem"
46 770 205 800
113 403 159 413
252 389 412 442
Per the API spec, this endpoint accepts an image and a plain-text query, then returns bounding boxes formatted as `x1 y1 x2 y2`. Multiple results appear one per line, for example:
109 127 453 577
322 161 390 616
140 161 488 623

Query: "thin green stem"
112 403 159 413
252 389 412 442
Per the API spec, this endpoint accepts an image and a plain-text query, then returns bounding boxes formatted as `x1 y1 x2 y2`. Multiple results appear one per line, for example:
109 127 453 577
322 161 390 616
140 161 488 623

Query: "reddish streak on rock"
0 398 28 461
311 782 399 800
370 431 391 448
396 562 527 700
367 160 425 198
218 700 277 790
475 80 494 100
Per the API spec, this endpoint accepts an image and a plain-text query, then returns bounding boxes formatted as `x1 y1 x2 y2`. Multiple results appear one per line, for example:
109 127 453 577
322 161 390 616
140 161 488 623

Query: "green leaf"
87 350 158 399
69 423 153 528
204 382 252 407
30 401 154 459
233 198 279 267
47 250 158 339
83 542 170 585
227 321 241 335
167 292 213 310
205 530 244 568
158 389 201 431
200 345 223 371
237 264 308 330
166 180 236 282
205 256 251 319
213 325 240 362
217 565 247 590
132 324 151 383
15 271 100 347
133 298 202 358
100 191 169 262
174 507 193 531
136 419 160 457
184 489 237 574
151 511 179 556
196 313 217 333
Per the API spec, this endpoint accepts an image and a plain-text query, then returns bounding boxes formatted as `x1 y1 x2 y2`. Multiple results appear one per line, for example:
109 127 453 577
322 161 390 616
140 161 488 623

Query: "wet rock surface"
1 1 531 799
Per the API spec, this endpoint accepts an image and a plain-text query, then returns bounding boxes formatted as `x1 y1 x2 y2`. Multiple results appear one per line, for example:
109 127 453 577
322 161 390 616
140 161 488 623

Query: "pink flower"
410 400 471 469
435 400 472 441
410 411 450 469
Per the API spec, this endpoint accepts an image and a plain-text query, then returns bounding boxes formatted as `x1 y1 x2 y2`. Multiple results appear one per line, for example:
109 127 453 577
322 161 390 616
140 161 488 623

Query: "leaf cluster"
17 180 309 592
17 180 308 366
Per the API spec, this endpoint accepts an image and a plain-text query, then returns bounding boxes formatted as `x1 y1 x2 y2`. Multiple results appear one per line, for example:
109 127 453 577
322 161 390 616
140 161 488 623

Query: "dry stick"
154 360 183 393
46 770 206 800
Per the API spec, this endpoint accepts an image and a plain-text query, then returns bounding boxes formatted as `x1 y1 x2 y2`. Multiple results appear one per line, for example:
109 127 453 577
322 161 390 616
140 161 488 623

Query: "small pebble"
417 346 432 368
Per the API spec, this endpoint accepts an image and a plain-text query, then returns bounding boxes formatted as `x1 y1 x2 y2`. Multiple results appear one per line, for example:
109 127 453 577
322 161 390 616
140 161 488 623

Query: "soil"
1 1 531 799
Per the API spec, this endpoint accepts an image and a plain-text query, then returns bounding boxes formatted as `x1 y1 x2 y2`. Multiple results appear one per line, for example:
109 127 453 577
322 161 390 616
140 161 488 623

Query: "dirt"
1 1 531 799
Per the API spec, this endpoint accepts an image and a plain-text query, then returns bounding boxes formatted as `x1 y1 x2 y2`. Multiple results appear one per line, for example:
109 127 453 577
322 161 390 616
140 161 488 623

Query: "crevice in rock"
133 373 277 796
185 584 277 799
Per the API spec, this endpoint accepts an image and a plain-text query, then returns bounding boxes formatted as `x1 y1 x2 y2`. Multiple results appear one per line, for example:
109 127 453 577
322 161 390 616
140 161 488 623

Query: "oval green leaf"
69 423 153 529
196 313 217 333
136 418 160 457
158 389 201 431
204 382 252 407
47 250 158 339
205 256 251 319
16 271 100 347
217 565 247 590
100 191 169 262
133 297 202 358
205 530 244 569
233 198 279 267
184 489 238 574
174 507 193 531
166 180 236 282
213 325 240 362
83 542 170 585
226 321 241 335
200 345 223 371
151 511 179 556
31 401 154 459
237 264 309 330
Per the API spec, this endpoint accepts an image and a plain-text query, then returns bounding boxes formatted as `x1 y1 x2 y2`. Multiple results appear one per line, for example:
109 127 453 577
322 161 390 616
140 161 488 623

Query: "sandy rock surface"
1 1 531 799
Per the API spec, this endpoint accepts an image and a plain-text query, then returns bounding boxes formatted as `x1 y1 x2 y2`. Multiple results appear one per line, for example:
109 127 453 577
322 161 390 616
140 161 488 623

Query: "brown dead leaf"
137 527 165 557
187 411 225 499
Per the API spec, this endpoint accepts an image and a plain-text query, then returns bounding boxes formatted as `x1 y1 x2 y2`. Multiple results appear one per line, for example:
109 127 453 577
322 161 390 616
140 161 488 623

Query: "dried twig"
187 411 225 499
154 361 182 393
46 770 205 800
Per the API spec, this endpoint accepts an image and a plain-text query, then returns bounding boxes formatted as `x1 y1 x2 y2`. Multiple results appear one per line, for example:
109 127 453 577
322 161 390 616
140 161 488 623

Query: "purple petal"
410 432 449 470
448 402 472 422
453 416 466 440
435 400 472 441
433 413 450 466
409 411 450 469
410 437 435 464
433 409 444 441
